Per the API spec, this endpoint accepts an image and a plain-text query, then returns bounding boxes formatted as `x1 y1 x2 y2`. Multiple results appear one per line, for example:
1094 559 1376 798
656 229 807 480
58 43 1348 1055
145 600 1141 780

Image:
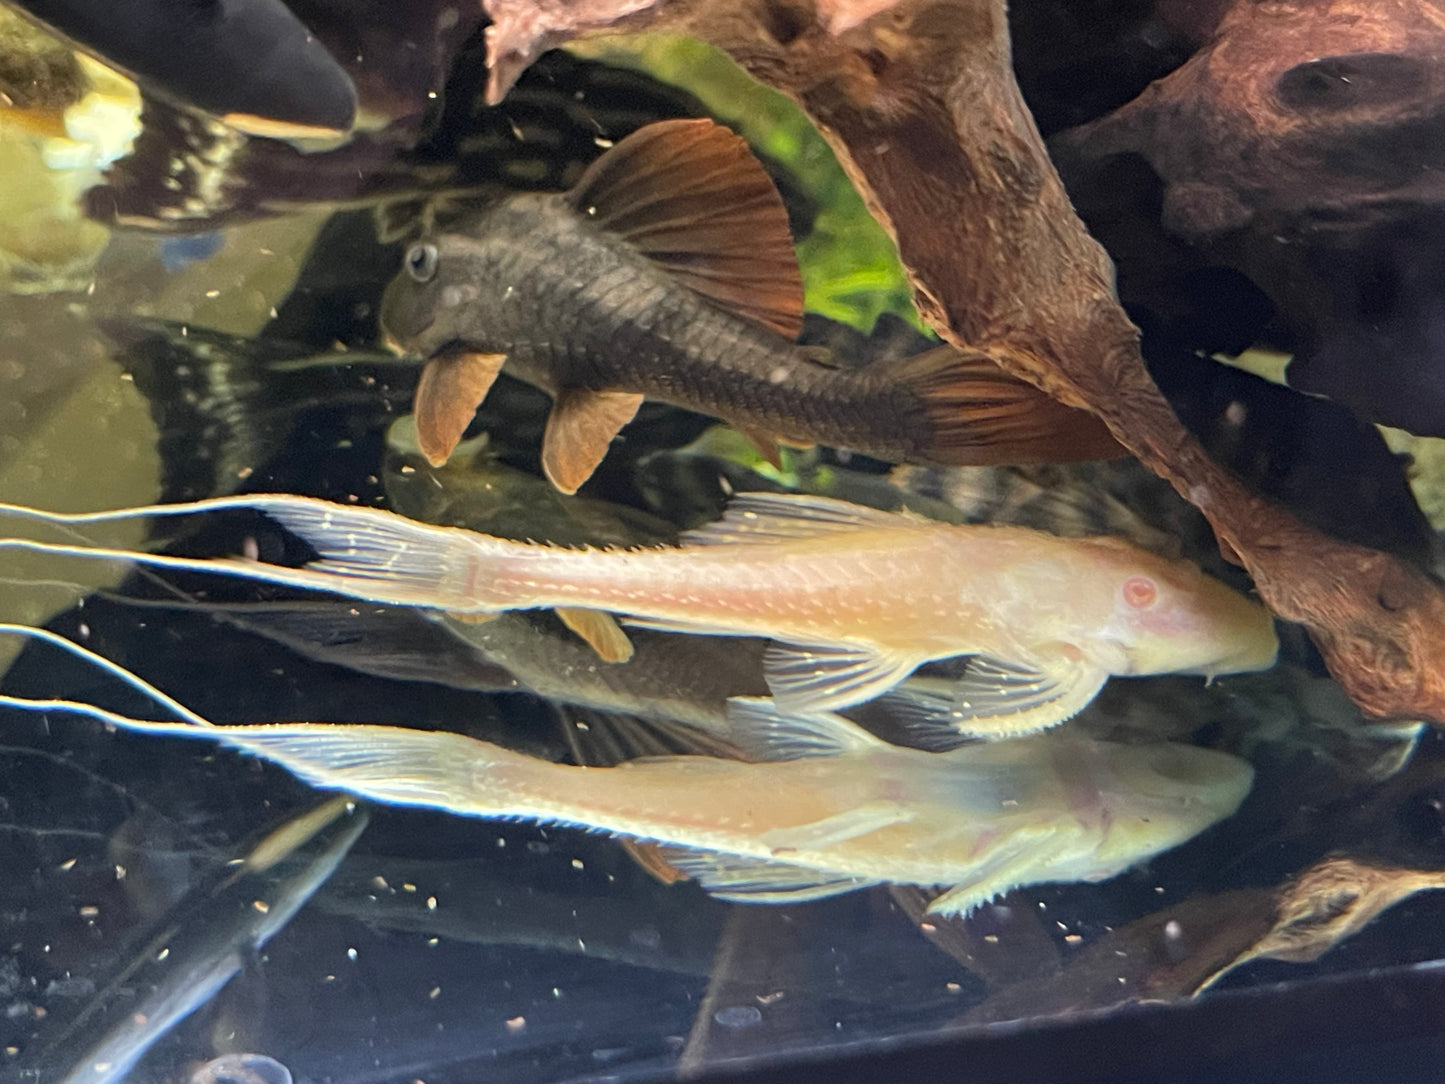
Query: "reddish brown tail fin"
888 346 1123 465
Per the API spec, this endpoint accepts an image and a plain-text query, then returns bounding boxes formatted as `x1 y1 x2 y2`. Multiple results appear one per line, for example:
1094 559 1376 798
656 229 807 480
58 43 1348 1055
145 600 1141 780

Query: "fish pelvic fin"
764 641 923 715
565 118 804 338
725 696 887 761
653 845 879 904
413 350 507 467
541 389 644 494
554 606 634 663
881 346 1124 465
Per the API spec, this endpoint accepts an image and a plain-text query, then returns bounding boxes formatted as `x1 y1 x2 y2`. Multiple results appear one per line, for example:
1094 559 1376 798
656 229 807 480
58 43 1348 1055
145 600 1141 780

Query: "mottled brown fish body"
389 194 942 460
381 119 1119 490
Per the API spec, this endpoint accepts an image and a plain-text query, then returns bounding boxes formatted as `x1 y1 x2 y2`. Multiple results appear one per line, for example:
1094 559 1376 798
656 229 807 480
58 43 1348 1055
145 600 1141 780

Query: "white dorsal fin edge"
681 492 916 547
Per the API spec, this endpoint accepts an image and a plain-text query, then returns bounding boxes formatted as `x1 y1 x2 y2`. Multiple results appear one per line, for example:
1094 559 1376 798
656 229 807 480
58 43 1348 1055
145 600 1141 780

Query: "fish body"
0 490 1278 732
241 490 1278 732
380 118 1119 490
85 706 1253 918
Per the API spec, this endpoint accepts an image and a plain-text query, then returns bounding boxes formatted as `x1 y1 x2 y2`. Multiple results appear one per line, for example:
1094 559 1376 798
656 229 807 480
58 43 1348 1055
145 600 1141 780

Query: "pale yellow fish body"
85 704 1255 917
0 491 1280 732
261 492 1278 730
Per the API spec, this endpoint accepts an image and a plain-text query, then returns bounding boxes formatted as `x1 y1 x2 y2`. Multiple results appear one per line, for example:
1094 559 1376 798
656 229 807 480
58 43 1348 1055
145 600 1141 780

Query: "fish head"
1081 740 1255 878
380 233 463 358
1081 537 1279 679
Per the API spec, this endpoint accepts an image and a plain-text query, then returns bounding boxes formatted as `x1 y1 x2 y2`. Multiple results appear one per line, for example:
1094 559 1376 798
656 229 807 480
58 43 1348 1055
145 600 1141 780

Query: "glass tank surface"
2 3 1445 1083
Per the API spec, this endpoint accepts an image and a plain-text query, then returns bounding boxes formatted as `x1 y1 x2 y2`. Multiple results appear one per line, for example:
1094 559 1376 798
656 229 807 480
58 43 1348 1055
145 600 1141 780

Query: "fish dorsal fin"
413 351 508 467
565 118 804 339
680 492 911 547
554 606 634 663
652 845 878 904
542 389 644 494
724 696 887 761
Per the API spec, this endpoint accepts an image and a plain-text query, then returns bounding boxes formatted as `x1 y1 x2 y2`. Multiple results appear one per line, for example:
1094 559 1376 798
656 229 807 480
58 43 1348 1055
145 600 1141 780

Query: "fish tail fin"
244 496 500 612
883 346 1124 465
185 723 524 817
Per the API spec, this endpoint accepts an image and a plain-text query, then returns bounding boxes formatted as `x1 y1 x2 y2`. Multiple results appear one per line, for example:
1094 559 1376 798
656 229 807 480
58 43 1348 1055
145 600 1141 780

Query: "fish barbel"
0 491 1279 735
379 117 1120 491
15 694 1254 918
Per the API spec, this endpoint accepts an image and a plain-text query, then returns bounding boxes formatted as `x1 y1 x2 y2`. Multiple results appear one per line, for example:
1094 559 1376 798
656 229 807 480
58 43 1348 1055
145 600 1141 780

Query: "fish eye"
405 242 438 283
1123 575 1159 610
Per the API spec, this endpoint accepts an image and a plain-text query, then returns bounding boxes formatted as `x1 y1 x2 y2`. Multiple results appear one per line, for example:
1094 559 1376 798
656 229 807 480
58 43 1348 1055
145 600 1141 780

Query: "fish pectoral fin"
446 611 500 625
764 641 921 714
653 844 879 904
725 696 887 761
680 491 913 547
925 829 1074 918
554 607 634 663
413 351 507 467
759 802 914 852
565 118 804 338
541 389 644 494
888 655 1110 743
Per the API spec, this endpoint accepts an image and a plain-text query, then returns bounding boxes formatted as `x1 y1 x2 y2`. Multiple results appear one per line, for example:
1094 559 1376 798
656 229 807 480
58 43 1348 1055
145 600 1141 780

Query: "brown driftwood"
482 0 1445 724
1052 0 1445 436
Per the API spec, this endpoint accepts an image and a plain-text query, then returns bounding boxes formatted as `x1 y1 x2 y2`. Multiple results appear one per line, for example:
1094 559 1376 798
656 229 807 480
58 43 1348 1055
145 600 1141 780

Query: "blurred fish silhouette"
0 490 1278 735
7 0 357 141
104 317 411 502
379 118 1122 490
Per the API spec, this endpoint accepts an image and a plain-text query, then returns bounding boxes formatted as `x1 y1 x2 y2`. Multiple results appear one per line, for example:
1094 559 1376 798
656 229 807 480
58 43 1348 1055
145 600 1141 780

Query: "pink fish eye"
1123 576 1158 609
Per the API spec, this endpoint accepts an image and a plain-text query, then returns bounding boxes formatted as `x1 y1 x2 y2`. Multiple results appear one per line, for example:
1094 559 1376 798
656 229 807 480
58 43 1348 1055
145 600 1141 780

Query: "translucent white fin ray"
724 696 885 761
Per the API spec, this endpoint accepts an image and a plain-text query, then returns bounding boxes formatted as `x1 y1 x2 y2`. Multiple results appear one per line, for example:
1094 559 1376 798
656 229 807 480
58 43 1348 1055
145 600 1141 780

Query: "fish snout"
379 262 441 356
1121 571 1279 678
1091 743 1255 867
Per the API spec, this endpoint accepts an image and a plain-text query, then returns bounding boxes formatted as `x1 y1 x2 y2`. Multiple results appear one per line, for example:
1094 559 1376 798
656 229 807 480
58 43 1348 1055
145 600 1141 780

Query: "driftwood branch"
484 0 1445 723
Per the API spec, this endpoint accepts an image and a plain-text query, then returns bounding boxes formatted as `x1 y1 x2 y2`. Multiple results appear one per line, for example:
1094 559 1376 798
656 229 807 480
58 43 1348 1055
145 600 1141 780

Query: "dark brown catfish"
379 118 1119 493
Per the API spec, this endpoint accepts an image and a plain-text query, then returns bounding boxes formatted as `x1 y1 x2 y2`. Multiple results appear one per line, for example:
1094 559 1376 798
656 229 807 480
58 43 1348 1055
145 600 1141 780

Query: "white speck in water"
1164 920 1183 941
347 947 358 962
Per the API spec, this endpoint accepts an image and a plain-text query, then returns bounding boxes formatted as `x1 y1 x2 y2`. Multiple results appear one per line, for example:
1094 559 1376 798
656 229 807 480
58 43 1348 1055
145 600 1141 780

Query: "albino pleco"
0 490 1279 736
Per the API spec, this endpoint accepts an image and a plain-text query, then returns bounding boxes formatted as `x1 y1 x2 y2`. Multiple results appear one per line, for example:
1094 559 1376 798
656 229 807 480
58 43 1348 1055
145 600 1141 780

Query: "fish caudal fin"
413 351 507 467
884 346 1124 465
243 496 488 611
566 118 804 338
